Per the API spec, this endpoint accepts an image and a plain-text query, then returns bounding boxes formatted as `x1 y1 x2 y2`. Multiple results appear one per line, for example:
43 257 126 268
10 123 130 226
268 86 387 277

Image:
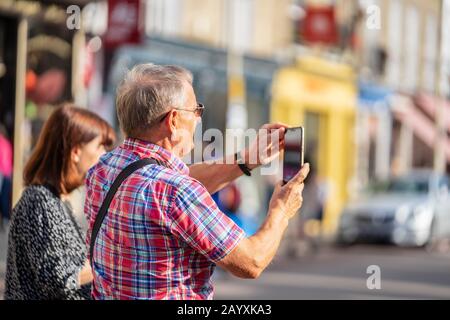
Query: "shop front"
0 0 90 206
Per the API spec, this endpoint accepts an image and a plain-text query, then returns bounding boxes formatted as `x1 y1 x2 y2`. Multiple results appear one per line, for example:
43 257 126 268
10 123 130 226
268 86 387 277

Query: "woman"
5 104 116 300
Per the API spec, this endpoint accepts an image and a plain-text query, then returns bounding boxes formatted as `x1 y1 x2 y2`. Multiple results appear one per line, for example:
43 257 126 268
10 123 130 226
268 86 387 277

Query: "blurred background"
0 0 450 299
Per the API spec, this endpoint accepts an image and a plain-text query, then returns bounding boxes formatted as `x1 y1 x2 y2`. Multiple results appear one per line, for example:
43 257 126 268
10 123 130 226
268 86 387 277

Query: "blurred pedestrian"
213 183 244 227
5 104 115 300
298 162 329 255
85 64 309 300
0 124 12 228
213 183 259 236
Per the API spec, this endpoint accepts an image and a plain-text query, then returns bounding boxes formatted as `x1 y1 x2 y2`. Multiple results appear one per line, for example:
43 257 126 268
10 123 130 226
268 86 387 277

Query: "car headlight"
395 205 411 223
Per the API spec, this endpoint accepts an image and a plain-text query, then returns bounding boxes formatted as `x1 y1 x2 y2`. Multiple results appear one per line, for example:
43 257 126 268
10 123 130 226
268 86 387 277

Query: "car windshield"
366 177 429 194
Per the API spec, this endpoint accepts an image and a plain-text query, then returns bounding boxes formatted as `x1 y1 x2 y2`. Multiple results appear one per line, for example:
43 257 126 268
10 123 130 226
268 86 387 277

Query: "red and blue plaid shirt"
85 138 245 300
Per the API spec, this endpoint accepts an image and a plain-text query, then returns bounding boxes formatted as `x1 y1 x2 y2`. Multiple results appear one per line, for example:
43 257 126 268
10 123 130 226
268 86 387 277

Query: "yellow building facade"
271 56 357 235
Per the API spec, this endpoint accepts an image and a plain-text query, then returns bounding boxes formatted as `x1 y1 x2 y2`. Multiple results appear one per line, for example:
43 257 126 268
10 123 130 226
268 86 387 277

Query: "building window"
403 5 420 92
440 0 450 96
386 0 402 88
423 13 437 93
361 0 382 77
228 0 254 52
145 0 182 37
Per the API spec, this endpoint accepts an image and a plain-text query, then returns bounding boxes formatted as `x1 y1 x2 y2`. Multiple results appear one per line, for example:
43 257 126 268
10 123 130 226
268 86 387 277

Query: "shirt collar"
121 138 189 175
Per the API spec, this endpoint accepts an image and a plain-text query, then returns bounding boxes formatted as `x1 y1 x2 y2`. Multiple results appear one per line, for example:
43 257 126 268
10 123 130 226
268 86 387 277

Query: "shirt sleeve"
169 178 245 263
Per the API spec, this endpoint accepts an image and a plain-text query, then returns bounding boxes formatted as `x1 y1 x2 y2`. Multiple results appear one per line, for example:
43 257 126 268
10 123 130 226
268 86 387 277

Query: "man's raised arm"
216 163 310 278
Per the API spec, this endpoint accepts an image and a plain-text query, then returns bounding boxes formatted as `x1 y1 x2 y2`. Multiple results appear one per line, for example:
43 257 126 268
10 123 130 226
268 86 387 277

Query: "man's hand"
217 163 311 279
241 123 287 170
78 259 93 287
269 163 310 220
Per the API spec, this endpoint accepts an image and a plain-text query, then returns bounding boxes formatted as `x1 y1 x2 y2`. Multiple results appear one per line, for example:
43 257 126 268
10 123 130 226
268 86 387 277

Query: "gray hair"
116 63 193 137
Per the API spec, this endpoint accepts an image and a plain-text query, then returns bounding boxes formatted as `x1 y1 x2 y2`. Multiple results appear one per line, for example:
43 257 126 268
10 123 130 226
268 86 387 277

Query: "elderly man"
85 64 309 300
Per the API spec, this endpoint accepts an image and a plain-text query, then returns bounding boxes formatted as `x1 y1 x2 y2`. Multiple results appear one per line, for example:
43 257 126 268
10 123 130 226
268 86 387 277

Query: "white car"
337 170 450 247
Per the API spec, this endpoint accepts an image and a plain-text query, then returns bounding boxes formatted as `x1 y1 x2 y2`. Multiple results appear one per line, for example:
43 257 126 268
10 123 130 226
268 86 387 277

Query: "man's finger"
261 122 289 131
261 127 284 148
274 181 284 191
268 127 284 144
292 182 304 193
292 163 310 183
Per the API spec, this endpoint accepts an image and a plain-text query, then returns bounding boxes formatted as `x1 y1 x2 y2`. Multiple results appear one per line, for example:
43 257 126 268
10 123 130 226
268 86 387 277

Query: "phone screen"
283 127 304 185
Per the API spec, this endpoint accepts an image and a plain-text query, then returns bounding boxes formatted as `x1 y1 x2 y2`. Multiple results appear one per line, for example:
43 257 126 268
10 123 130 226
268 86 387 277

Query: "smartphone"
282 126 304 185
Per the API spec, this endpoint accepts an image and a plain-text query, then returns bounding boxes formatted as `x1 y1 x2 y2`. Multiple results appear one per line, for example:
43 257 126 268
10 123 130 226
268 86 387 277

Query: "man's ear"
166 110 182 143
167 109 179 133
71 146 82 164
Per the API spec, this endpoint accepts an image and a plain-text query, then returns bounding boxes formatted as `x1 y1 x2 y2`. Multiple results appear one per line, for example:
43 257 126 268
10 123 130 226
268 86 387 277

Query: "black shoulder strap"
89 158 158 266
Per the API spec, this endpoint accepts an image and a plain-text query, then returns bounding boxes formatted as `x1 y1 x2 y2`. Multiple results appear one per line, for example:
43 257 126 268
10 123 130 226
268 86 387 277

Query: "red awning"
415 93 450 133
393 95 450 163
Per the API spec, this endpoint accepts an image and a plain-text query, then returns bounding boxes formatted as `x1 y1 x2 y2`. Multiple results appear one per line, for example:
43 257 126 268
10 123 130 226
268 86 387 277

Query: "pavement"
213 244 450 300
2 222 450 299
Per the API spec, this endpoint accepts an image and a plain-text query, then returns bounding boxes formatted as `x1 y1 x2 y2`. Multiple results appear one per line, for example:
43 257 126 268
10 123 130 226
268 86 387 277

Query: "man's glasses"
176 103 205 117
159 103 205 122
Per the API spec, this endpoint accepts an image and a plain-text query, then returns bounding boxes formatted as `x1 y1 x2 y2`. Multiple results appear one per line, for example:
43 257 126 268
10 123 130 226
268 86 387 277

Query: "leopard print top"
5 185 91 300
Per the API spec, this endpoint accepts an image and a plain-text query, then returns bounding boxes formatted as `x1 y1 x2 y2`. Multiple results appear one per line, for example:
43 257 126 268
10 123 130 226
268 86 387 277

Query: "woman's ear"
71 146 82 164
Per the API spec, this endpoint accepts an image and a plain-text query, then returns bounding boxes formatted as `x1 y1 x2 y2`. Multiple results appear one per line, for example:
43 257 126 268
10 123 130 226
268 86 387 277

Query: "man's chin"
174 143 194 160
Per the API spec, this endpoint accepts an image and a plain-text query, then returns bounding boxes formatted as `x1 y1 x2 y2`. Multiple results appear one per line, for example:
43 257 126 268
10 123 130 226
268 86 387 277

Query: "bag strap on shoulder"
89 158 158 266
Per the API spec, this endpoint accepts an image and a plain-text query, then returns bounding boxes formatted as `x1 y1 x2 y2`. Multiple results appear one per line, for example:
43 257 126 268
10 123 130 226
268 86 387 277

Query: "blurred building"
145 0 295 58
355 0 450 182
271 56 357 237
269 0 361 237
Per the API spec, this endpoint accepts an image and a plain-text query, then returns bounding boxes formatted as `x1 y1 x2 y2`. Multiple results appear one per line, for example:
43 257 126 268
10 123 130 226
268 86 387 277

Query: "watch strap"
235 152 252 176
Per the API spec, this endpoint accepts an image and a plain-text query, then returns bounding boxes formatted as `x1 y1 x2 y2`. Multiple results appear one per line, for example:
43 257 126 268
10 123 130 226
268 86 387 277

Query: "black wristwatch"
235 152 252 176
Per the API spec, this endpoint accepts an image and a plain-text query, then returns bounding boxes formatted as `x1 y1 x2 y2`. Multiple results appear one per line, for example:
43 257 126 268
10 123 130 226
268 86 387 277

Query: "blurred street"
214 245 450 300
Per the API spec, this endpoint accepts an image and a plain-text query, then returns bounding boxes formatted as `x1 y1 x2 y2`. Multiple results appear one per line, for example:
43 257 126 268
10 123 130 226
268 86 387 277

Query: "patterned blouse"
5 185 91 300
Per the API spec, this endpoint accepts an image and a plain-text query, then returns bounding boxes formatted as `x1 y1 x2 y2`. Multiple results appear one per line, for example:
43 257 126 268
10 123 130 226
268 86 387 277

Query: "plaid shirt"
85 138 245 300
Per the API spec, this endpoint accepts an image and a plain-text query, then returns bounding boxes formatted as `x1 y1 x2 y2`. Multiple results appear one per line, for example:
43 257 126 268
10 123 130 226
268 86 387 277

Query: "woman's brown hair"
24 103 116 195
